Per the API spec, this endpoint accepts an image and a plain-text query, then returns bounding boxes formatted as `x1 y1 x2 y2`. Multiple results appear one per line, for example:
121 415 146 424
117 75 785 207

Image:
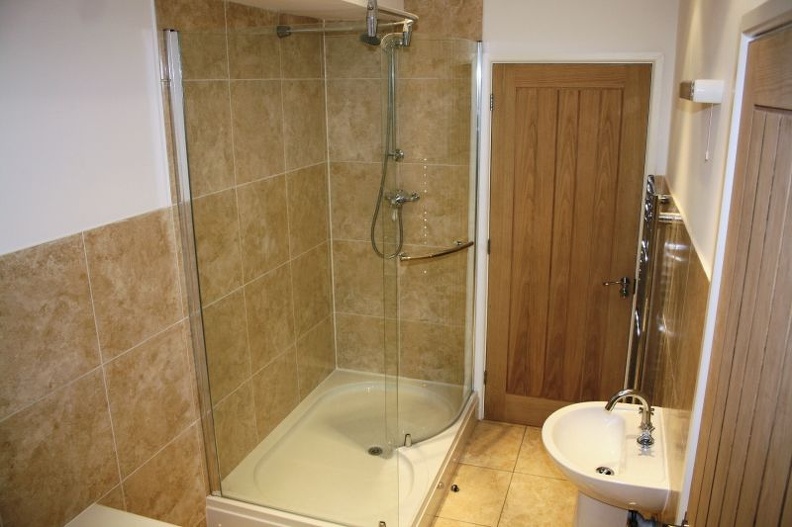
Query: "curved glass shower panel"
392 36 480 444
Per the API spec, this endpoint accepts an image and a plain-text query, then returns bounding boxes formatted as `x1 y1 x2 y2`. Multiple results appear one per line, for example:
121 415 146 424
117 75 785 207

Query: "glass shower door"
392 36 480 444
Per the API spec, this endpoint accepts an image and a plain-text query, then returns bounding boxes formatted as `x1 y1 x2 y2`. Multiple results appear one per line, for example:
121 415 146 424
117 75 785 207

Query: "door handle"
602 276 632 298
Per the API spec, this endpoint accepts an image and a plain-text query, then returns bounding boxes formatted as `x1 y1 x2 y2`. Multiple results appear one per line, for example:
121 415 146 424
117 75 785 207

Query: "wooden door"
485 64 651 425
688 25 792 526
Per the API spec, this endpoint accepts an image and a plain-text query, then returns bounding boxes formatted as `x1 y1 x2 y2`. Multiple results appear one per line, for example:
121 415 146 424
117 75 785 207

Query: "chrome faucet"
605 388 655 450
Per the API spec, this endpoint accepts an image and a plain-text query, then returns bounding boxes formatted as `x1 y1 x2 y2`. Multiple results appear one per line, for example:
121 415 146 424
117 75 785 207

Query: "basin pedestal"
574 492 628 527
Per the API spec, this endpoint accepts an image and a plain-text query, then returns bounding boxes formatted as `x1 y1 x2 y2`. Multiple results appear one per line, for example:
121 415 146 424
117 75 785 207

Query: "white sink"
541 401 670 514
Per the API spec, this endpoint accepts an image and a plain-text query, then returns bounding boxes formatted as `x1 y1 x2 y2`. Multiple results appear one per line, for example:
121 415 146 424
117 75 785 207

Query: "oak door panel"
688 25 792 527
486 64 651 425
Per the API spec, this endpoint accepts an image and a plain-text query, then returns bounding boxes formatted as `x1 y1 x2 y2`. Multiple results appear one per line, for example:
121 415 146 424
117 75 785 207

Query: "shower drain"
596 466 615 476
368 446 384 456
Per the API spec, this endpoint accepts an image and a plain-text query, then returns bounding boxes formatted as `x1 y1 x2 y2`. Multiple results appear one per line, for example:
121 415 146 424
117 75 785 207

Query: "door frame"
474 52 670 415
677 1 792 523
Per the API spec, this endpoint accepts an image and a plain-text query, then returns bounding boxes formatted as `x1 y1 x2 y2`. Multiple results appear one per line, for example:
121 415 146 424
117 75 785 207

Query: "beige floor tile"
514 427 566 480
498 473 577 527
436 464 512 527
432 517 488 527
460 420 526 471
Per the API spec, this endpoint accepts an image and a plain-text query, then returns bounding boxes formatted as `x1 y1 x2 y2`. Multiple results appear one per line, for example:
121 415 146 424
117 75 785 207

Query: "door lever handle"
602 276 632 298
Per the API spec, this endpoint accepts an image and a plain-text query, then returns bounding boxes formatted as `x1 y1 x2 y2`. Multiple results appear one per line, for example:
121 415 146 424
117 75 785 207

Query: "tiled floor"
430 420 578 527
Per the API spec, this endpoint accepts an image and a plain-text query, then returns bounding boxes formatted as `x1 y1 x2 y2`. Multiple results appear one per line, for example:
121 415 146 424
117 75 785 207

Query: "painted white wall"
0 0 170 256
665 0 767 276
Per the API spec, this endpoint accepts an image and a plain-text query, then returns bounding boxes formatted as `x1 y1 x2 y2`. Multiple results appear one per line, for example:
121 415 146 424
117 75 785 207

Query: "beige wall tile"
181 30 229 80
237 175 291 280
246 264 296 372
398 78 470 165
155 0 226 31
228 28 281 80
436 464 511 527
327 79 382 163
399 37 455 80
514 427 565 480
213 381 258 477
335 313 385 373
281 33 323 79
252 349 299 439
461 421 525 472
84 209 181 361
97 486 126 510
332 240 384 316
325 35 381 79
498 473 577 527
329 162 380 241
278 13 319 26
403 0 482 41
283 81 327 171
202 289 251 402
105 323 196 477
296 316 335 398
0 235 99 420
292 242 332 336
193 189 244 304
225 1 278 28
400 319 464 384
230 80 285 183
287 164 329 256
183 81 235 198
123 425 207 527
400 163 469 247
399 247 467 325
0 370 118 527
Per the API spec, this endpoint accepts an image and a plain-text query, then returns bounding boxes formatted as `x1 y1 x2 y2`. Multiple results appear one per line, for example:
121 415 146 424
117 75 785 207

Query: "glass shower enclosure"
159 1 480 524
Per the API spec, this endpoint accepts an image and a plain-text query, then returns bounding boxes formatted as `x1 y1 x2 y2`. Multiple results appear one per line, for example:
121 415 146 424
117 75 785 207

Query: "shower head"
359 33 382 46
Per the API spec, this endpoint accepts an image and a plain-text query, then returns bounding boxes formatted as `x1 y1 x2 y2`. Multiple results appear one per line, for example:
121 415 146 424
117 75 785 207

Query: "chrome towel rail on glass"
398 240 474 262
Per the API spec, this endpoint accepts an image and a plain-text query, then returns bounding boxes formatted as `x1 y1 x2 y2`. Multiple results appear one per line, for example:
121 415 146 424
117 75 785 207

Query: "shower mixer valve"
385 189 420 207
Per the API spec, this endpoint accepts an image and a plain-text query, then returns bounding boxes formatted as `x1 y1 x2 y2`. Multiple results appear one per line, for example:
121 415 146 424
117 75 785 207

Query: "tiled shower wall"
327 29 477 385
156 0 335 478
0 209 207 527
0 0 481 527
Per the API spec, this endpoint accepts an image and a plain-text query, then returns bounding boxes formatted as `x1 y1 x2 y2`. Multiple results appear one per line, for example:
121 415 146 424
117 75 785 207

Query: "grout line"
81 232 126 506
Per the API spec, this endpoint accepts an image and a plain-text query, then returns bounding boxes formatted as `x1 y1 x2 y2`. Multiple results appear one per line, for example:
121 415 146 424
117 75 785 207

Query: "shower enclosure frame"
161 15 483 526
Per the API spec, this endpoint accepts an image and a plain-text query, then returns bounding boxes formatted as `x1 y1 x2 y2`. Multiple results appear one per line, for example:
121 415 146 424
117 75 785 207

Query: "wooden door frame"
675 2 792 523
475 54 670 413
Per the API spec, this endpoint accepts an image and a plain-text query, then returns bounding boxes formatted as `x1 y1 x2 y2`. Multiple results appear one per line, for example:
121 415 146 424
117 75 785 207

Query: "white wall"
665 0 767 276
0 0 170 256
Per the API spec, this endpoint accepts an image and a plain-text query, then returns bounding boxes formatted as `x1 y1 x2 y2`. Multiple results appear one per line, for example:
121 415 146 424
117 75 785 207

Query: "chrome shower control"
385 189 420 207
389 149 405 162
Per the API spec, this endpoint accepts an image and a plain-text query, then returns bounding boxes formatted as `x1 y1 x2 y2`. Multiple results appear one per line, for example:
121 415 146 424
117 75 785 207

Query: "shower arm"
277 19 414 38
276 20 406 37
275 4 416 38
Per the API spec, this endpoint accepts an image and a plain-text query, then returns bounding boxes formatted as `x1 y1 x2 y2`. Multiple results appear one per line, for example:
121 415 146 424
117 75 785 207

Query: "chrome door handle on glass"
602 276 632 298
